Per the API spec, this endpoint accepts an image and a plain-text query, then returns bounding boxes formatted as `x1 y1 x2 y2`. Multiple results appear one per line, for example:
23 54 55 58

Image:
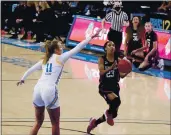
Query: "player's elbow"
99 70 105 76
102 19 105 25
153 45 157 51
99 72 104 76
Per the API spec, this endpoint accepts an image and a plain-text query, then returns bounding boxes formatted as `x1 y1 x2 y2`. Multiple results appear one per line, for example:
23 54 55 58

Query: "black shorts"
144 52 158 63
127 41 142 56
132 51 158 63
108 28 122 52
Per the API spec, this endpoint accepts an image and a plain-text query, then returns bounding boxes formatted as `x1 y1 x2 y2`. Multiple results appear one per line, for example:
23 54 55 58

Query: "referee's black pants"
108 28 123 54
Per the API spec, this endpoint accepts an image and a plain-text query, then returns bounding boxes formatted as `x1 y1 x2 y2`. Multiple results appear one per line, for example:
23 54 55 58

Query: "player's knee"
107 93 118 101
36 119 44 127
51 119 60 126
139 63 152 71
109 98 121 111
114 98 121 107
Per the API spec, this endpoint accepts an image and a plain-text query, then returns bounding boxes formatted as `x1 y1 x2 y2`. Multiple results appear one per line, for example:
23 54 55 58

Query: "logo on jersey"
133 33 138 41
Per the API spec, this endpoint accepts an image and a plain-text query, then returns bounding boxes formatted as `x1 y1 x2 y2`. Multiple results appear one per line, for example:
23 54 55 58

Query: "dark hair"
43 40 59 64
130 16 141 28
126 16 145 44
103 41 119 62
103 41 112 52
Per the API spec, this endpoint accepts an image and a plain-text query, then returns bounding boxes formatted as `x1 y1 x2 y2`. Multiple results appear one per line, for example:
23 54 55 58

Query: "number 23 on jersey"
106 70 115 78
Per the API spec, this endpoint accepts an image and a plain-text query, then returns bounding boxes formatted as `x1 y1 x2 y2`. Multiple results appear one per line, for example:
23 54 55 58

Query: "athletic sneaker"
157 59 164 70
104 110 114 126
87 118 97 134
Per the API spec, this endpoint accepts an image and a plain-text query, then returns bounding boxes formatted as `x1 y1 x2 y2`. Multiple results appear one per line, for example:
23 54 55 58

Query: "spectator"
9 1 27 39
9 1 36 39
102 0 129 56
131 22 164 70
158 1 171 12
124 16 145 61
32 2 56 42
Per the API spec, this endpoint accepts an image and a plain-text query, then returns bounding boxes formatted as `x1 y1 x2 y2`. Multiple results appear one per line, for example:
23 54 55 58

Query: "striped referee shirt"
105 10 128 32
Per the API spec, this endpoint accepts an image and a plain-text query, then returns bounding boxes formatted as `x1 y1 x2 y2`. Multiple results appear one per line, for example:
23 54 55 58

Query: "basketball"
118 59 132 73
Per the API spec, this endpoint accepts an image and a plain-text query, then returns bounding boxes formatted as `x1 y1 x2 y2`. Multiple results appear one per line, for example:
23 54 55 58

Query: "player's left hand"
131 50 137 55
17 80 24 86
120 72 129 78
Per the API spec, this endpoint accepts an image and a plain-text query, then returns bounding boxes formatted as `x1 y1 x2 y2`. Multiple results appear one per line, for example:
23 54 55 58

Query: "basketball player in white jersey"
17 29 101 135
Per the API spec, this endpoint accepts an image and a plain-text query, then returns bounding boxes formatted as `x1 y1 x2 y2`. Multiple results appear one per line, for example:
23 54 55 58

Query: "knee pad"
109 98 121 118
114 97 121 107
109 98 121 111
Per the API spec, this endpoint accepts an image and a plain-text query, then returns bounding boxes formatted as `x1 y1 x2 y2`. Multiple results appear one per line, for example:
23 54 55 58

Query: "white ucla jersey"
38 54 63 85
20 37 92 85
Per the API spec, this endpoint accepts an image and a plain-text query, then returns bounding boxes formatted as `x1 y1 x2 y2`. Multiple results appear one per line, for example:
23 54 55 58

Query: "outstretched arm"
17 60 42 85
59 29 101 63
59 37 92 63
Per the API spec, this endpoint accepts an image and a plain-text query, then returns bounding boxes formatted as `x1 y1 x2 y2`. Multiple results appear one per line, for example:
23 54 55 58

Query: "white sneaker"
157 59 164 70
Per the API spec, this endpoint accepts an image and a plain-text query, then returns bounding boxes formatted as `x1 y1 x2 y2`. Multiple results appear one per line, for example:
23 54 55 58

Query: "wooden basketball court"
2 43 170 135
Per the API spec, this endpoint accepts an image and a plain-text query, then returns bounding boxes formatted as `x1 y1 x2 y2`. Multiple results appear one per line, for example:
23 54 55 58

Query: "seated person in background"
158 1 171 12
124 16 145 61
131 22 164 71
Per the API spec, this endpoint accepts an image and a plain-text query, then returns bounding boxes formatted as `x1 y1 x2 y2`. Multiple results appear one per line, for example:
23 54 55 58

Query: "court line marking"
2 121 170 125
2 78 91 81
2 124 92 135
2 118 170 123
1 124 170 135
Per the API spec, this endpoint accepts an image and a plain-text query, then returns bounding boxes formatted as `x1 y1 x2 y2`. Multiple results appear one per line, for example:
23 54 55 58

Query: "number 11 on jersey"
46 63 52 72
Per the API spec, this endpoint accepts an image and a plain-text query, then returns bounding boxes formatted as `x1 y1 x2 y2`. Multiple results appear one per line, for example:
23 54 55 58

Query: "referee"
102 0 129 56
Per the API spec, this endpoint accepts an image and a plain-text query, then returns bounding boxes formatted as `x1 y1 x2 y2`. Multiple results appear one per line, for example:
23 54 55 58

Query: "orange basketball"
118 59 132 73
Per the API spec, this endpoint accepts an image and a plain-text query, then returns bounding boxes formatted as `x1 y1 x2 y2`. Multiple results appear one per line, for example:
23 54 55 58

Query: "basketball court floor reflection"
2 43 170 135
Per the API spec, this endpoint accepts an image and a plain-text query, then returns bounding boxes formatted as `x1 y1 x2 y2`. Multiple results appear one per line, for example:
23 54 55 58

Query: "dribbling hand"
17 80 24 86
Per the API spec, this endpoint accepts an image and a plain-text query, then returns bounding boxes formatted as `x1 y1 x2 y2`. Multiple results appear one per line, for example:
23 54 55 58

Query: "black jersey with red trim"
145 31 157 52
99 55 120 94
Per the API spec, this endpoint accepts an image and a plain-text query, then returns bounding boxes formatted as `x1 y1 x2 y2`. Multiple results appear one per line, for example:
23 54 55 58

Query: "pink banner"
69 17 171 60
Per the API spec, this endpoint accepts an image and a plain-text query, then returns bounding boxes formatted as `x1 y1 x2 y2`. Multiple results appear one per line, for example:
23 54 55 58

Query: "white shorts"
33 83 59 109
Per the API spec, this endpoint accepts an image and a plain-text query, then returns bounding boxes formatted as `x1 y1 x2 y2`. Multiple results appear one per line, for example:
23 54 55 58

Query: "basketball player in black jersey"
124 16 145 61
131 22 162 71
87 41 130 134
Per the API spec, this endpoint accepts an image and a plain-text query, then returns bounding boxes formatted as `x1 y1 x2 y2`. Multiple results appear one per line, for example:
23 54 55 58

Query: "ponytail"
43 40 51 64
43 40 59 64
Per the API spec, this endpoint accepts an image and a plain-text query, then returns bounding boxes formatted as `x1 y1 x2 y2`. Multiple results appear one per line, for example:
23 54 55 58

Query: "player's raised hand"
17 80 24 86
91 28 102 38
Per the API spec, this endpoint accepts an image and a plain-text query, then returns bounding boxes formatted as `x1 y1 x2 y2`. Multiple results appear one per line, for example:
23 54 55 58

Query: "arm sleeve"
21 60 43 81
105 12 112 22
59 37 92 63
